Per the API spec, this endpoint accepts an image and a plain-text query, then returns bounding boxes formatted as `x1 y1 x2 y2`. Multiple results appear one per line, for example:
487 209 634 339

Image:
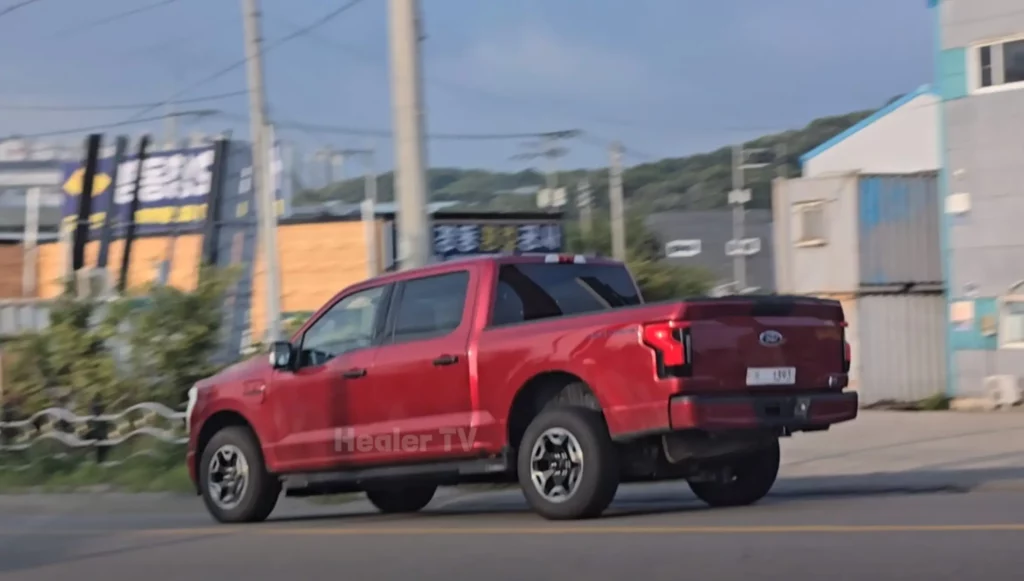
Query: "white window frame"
968 33 1024 95
794 201 826 247
665 239 701 258
998 294 1024 349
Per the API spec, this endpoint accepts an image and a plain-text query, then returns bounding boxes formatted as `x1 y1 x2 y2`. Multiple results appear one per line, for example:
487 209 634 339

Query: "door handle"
342 368 367 379
433 354 459 366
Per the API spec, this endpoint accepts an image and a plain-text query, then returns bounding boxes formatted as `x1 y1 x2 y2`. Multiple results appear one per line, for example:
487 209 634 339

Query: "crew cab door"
264 283 391 472
340 269 476 465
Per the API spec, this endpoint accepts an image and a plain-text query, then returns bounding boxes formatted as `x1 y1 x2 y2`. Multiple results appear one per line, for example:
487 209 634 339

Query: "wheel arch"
506 370 603 454
194 410 261 490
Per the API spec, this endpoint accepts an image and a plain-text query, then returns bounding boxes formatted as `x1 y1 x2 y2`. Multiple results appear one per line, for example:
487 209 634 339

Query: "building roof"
798 84 934 170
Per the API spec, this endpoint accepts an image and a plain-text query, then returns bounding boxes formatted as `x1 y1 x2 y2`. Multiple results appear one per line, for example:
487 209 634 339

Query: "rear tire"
518 407 619 520
688 439 780 507
199 426 281 523
366 484 437 513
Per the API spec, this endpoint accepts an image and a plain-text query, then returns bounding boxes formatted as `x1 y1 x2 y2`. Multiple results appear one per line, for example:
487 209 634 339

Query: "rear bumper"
669 391 858 431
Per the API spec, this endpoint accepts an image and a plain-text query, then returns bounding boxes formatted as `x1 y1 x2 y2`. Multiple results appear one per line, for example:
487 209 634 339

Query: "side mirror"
269 341 295 370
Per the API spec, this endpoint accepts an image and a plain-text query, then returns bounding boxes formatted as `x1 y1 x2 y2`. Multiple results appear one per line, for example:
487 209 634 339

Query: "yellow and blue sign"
60 146 219 237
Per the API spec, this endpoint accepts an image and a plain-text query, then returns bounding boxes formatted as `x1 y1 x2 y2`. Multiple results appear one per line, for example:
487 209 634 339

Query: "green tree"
564 210 715 300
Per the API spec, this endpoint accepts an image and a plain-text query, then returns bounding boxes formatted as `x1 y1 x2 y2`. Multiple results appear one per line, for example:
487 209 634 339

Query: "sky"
0 0 933 172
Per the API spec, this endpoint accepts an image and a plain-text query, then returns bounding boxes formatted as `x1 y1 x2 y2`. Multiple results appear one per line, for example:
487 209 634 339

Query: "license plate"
746 367 796 386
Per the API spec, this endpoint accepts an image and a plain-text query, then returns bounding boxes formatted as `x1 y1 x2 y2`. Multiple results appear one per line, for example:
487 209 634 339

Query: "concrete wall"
935 0 1024 396
803 92 941 177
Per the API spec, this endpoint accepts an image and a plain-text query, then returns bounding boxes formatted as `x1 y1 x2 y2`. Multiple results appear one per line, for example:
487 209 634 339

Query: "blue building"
932 0 1024 402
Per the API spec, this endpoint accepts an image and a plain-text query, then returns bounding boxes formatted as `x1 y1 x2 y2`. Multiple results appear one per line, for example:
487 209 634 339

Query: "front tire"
518 407 619 520
199 426 281 523
365 484 437 513
688 439 780 507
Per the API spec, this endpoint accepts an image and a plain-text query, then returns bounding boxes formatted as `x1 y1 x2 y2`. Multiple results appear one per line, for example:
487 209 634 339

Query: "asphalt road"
2 482 1024 581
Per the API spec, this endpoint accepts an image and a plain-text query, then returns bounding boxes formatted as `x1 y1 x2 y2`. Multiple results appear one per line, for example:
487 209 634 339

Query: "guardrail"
0 402 186 470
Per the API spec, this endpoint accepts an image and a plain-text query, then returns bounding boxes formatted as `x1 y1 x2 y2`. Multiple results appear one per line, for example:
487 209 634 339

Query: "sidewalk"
775 410 1024 494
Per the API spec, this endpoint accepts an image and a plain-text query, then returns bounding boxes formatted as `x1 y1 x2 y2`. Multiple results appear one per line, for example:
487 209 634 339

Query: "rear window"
491 263 642 325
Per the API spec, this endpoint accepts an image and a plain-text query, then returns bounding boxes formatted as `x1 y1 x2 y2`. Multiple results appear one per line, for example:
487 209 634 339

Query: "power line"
7 110 219 139
53 0 181 37
266 115 582 142
0 0 43 18
121 0 368 124
0 90 248 111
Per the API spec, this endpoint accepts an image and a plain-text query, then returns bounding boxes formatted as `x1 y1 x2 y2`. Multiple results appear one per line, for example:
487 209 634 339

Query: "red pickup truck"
186 254 856 523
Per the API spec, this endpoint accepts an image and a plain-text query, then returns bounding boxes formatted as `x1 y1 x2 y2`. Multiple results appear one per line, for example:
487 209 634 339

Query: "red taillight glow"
844 341 851 362
643 322 687 367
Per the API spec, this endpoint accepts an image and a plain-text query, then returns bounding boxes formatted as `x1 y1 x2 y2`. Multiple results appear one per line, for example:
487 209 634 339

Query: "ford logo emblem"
759 330 784 346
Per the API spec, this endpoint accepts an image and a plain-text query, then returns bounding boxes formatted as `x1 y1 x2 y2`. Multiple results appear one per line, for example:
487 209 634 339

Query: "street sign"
725 237 761 256
728 189 752 205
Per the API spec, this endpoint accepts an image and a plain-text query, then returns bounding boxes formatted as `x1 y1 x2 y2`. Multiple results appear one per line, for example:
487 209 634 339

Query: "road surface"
2 482 1023 581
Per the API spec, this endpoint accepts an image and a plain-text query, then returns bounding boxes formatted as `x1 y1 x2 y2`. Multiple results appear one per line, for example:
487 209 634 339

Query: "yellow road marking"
4 524 1024 536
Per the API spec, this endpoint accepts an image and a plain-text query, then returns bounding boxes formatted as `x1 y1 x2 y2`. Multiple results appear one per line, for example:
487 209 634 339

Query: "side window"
491 263 643 325
298 285 387 368
391 272 469 343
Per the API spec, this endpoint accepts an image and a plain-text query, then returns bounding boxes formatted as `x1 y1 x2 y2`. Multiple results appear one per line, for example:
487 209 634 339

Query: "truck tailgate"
683 297 846 392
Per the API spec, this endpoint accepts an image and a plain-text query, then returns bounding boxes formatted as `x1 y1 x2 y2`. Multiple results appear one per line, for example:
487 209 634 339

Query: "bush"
1 266 238 416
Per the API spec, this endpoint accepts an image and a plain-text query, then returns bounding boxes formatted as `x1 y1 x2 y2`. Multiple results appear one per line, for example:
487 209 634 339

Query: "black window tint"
1004 40 1024 84
392 271 469 341
492 263 642 325
299 285 386 367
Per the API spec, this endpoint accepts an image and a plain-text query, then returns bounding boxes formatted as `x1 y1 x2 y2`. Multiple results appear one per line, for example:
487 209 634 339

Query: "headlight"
185 386 198 434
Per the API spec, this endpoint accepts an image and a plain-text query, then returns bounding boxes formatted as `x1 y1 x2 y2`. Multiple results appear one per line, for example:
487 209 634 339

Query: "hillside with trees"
294 106 877 213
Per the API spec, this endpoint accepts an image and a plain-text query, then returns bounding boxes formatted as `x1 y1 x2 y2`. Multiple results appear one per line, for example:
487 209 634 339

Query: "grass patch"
0 442 193 494
863 393 952 412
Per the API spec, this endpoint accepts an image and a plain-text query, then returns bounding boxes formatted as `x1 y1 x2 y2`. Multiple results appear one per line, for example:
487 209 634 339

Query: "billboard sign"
60 146 218 237
432 221 563 259
59 143 285 238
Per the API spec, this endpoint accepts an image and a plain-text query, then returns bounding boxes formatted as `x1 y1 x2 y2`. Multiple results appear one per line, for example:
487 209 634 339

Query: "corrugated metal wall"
855 294 947 404
857 173 942 287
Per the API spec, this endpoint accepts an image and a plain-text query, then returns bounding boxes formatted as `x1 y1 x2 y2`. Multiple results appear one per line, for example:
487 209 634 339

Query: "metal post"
388 0 432 269
608 141 626 261
72 134 103 274
118 136 150 294
22 187 39 297
96 136 127 271
731 144 747 292
242 0 283 342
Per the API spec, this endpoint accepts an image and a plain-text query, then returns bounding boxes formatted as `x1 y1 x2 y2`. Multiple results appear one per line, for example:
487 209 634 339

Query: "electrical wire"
10 113 188 138
0 90 248 112
0 0 42 18
120 0 368 124
53 0 181 37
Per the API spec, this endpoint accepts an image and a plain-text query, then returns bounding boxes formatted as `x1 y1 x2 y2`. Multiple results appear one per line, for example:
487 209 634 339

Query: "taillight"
642 321 691 378
842 340 851 373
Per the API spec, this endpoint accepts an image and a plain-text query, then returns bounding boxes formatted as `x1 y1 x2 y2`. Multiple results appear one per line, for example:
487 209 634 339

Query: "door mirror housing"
269 341 295 370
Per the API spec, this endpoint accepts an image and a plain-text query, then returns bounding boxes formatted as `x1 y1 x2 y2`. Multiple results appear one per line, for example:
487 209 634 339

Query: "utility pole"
334 147 379 277
608 141 626 262
22 187 39 297
577 177 593 240
730 144 748 292
388 0 431 270
241 0 283 342
512 131 578 211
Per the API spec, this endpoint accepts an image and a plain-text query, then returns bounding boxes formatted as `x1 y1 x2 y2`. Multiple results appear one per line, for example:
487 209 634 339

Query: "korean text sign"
60 146 217 238
432 222 563 258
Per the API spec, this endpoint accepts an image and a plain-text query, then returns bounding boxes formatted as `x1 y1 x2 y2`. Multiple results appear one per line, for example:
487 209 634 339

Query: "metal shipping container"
854 293 947 404
858 173 941 287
